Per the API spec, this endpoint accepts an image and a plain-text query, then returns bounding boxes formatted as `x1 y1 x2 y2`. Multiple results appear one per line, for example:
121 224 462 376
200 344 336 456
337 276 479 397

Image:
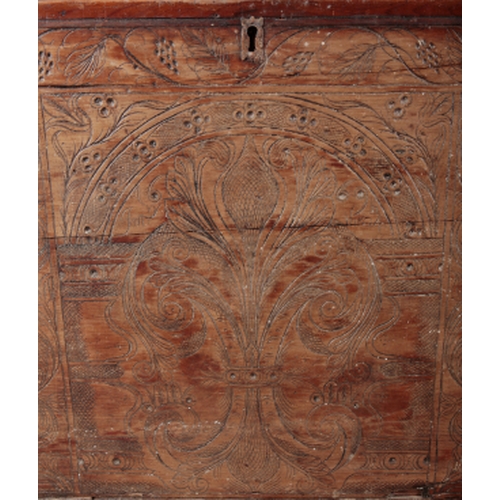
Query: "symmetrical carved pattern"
47 94 454 494
40 93 453 244
104 136 391 491
39 23 461 498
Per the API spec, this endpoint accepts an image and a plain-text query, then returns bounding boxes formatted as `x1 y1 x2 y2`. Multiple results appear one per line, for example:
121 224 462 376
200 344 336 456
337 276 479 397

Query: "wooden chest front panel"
38 21 461 498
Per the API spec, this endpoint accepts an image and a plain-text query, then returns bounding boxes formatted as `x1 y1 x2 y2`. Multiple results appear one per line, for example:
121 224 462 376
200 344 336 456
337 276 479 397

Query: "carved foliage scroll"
39 27 461 87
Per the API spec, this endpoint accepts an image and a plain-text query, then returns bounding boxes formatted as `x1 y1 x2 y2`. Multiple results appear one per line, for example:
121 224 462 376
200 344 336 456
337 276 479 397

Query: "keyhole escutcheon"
241 17 263 61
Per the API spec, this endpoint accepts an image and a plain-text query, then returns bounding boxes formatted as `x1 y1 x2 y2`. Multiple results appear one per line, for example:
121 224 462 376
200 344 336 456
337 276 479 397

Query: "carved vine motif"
322 92 454 232
313 29 454 82
40 94 171 235
107 136 397 492
38 27 461 87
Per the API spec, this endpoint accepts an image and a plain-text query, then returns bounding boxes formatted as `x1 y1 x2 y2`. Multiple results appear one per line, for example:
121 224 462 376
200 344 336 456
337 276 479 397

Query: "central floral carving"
114 136 384 492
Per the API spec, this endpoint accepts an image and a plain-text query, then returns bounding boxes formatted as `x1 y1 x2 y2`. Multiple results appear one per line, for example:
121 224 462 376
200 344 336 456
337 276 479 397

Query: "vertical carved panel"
38 127 74 495
430 96 461 498
39 23 461 499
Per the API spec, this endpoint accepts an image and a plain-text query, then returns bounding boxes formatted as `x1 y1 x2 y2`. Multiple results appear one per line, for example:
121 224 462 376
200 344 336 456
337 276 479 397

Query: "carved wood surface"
38 26 461 87
38 19 461 499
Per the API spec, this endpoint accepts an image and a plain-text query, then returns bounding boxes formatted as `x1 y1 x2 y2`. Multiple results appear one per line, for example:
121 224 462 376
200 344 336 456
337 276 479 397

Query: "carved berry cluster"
386 94 412 120
415 39 440 71
233 102 266 124
98 174 119 204
282 51 313 76
77 151 102 175
343 136 367 157
132 139 157 163
183 108 210 134
382 171 403 197
91 95 117 118
38 50 54 83
289 108 318 131
155 38 179 74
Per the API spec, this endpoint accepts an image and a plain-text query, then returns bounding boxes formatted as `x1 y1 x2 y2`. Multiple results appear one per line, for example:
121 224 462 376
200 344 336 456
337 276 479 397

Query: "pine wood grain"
39 0 461 21
38 9 461 499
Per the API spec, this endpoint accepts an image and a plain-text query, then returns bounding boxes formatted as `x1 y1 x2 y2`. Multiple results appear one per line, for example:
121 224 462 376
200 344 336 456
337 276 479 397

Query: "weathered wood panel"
39 15 461 499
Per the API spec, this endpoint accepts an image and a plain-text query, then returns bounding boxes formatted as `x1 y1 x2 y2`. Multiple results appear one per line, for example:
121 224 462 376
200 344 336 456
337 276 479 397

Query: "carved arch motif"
65 96 436 241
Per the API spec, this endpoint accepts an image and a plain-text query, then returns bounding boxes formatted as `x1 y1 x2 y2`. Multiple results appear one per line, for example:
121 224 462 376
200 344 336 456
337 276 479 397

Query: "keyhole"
247 25 258 52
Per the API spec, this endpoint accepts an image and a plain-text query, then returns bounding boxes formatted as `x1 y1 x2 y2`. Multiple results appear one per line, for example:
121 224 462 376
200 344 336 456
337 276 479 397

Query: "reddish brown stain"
39 13 461 498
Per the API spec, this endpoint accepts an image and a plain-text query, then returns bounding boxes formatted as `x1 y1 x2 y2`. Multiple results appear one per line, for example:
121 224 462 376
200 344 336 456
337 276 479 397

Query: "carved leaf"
42 96 91 168
43 96 90 132
181 29 229 75
425 94 453 121
418 94 453 165
334 43 378 78
446 29 462 67
65 39 107 82
114 100 169 135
